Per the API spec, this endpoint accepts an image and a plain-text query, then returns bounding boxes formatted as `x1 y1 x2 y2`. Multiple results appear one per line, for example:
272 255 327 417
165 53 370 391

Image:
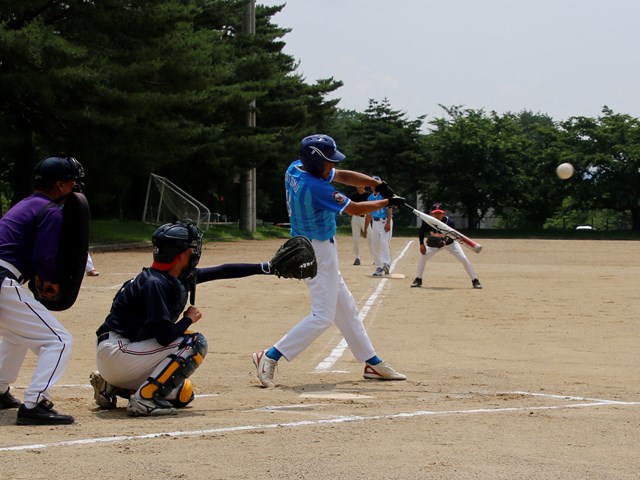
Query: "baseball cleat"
252 350 277 388
353 258 361 266
89 371 117 409
410 277 422 288
472 278 483 289
383 264 390 275
363 361 407 381
372 267 384 277
0 388 22 409
16 400 74 425
127 395 176 417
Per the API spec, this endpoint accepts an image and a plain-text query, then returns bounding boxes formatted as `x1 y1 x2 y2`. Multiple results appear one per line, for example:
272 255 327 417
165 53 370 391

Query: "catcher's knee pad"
169 379 195 408
140 332 207 401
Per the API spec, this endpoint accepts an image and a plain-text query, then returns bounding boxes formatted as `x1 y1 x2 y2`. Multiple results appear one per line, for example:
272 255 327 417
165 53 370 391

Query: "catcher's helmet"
34 156 85 192
299 134 345 177
152 220 203 269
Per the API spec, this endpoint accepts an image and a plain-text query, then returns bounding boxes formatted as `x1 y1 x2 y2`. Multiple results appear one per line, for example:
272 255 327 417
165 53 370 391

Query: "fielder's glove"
270 236 317 279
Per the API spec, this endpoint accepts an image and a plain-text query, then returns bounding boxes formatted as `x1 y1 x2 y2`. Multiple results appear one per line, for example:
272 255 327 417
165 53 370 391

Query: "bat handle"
401 202 416 212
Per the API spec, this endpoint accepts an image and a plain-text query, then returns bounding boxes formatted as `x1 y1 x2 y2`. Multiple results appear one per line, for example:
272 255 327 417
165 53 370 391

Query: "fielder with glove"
90 222 316 417
411 203 482 289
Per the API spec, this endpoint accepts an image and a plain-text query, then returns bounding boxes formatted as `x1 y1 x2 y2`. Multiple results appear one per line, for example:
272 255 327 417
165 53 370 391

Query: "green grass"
89 219 292 247
89 219 639 248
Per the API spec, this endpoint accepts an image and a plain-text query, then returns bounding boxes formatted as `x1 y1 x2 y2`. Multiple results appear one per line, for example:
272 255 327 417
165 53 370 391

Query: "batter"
252 134 407 387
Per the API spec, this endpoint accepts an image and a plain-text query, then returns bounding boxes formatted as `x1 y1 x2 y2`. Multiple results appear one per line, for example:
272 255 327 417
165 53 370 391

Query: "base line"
1 391 637 453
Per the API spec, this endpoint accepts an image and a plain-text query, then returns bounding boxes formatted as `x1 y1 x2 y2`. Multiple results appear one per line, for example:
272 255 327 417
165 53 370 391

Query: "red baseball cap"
430 203 445 214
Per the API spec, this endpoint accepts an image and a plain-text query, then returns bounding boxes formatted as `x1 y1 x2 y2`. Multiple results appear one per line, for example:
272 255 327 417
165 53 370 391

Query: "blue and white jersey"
285 160 350 241
368 192 387 220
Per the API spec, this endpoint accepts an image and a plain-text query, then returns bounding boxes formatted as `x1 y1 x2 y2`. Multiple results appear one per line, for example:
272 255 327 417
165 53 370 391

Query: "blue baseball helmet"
299 134 345 177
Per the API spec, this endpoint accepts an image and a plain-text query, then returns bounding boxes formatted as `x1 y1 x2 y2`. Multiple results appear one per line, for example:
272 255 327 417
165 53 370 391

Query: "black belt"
373 217 385 222
97 332 111 345
0 267 24 284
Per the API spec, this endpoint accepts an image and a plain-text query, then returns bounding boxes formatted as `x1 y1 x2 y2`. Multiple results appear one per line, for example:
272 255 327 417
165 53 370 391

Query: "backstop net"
142 173 211 229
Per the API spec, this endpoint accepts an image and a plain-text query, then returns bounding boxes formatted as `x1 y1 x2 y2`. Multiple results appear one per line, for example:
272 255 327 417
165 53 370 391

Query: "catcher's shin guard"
140 332 207 401
169 379 195 408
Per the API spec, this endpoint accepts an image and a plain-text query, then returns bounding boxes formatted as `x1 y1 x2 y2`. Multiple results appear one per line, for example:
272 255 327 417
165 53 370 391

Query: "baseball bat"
401 202 483 253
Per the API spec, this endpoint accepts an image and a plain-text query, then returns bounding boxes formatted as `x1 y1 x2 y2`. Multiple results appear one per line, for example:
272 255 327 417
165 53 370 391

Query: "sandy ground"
1 237 639 479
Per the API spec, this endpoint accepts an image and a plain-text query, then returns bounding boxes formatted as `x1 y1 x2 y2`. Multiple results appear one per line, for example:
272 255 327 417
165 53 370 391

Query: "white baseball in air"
556 162 574 180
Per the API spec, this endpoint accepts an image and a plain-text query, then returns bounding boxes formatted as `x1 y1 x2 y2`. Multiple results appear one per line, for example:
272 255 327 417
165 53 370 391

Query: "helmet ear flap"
299 134 345 177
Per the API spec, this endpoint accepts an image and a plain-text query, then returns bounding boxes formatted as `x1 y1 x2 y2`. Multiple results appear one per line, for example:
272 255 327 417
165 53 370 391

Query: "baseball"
556 162 574 180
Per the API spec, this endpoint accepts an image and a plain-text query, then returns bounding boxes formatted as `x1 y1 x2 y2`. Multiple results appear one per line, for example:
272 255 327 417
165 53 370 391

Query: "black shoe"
353 258 361 266
411 277 422 288
0 388 21 409
472 278 482 289
16 400 74 426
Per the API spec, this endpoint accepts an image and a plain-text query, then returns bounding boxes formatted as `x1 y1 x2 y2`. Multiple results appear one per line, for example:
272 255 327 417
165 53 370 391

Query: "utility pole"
239 0 256 232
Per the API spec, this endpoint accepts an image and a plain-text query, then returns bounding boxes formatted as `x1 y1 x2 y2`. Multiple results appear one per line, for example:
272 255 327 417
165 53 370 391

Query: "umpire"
0 156 85 425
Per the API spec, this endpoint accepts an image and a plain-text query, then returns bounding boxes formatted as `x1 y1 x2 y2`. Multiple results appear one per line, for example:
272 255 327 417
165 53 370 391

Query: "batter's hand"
185 306 202 324
420 244 426 255
374 181 394 199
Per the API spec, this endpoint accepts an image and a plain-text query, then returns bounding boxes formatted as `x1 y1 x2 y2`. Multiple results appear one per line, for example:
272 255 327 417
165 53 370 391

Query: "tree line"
2 1 639 231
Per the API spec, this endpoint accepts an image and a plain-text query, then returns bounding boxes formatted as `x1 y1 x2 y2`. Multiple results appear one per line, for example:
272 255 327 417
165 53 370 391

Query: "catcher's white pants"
96 332 199 400
0 277 73 408
350 215 367 260
370 218 392 268
415 241 477 280
274 238 375 362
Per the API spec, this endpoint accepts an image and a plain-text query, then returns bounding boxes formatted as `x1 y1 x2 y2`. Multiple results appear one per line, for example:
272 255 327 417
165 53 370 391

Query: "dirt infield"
1 237 639 479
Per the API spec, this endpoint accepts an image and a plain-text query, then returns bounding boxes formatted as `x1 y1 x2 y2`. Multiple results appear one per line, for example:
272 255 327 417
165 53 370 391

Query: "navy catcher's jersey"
101 268 187 342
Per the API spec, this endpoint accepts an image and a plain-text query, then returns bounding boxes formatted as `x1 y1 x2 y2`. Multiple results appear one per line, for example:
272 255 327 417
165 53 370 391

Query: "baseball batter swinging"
252 134 407 387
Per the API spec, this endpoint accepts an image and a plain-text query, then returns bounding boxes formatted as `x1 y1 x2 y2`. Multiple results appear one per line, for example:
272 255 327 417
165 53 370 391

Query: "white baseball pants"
415 241 477 280
274 238 375 362
370 218 392 268
0 278 73 408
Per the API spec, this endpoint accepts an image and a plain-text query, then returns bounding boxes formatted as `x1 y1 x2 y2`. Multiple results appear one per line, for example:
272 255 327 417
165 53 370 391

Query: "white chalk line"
315 241 414 372
1 390 637 452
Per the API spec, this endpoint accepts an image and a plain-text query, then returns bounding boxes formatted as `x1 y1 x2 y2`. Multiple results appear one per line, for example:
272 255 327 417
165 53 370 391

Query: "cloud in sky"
260 0 640 122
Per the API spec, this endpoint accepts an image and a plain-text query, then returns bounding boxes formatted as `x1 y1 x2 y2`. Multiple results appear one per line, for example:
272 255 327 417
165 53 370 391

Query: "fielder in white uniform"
366 177 393 276
0 156 85 425
252 134 407 387
348 186 371 265
411 203 482 289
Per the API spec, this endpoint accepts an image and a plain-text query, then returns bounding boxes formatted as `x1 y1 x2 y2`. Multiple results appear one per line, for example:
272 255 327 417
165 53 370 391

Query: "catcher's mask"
152 220 203 277
34 156 85 192
299 134 345 177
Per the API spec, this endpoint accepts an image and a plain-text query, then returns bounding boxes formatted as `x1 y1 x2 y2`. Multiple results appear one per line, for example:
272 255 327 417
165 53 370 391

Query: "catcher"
90 221 315 416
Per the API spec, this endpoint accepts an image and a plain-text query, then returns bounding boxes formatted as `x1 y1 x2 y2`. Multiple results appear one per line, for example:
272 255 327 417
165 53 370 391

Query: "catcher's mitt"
270 236 317 279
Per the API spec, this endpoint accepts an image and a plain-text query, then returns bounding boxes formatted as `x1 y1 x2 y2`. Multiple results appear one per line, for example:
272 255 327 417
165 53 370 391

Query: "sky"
259 0 640 124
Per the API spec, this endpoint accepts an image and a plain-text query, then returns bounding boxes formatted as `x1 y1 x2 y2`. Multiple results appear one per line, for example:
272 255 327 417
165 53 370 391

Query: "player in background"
85 253 99 276
90 220 289 416
0 156 85 425
348 185 371 265
366 176 394 276
411 203 482 289
252 134 407 387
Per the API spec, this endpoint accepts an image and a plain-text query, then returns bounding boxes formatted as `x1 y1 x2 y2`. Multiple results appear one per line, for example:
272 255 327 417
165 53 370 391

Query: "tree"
561 107 640 230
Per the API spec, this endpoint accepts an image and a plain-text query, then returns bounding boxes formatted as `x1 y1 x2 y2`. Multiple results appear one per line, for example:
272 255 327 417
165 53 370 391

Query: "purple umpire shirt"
0 192 63 282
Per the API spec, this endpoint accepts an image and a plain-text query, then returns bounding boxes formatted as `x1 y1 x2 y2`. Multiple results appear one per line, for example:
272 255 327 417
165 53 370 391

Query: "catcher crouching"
90 221 316 416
